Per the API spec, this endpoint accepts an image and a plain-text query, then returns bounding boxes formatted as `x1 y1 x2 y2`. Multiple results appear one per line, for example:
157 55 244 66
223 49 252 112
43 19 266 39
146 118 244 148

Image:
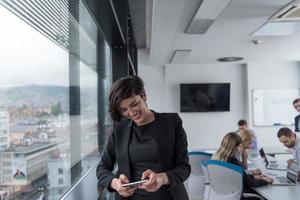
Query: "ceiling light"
169 50 192 64
185 0 232 34
251 39 261 45
253 0 300 36
217 57 244 62
253 21 300 36
269 0 300 22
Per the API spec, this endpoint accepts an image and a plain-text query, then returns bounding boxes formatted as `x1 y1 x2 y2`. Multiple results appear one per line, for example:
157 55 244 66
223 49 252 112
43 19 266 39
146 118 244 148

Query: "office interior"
0 0 300 199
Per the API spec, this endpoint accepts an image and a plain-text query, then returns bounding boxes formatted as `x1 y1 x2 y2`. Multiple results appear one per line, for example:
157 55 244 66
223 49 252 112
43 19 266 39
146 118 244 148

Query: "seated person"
212 132 272 198
238 129 262 176
236 119 258 149
277 127 300 177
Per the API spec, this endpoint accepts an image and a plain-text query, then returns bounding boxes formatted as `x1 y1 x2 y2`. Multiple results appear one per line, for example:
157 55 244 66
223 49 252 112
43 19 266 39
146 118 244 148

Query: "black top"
130 121 160 181
129 120 173 199
96 112 190 200
227 156 268 190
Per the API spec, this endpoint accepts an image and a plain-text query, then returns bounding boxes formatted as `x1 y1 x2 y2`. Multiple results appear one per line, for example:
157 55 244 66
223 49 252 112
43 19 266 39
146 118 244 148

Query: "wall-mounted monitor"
180 83 230 112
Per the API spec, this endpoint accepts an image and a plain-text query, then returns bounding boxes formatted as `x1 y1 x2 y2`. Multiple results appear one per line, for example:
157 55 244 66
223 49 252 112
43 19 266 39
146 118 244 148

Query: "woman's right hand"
110 174 137 197
262 176 273 184
251 168 262 175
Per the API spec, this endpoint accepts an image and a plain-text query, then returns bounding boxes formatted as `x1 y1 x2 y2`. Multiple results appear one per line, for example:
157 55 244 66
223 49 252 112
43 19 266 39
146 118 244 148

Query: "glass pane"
0 0 112 199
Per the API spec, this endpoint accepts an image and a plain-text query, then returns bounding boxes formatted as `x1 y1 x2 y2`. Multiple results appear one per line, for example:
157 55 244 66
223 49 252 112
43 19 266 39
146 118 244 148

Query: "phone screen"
121 179 149 187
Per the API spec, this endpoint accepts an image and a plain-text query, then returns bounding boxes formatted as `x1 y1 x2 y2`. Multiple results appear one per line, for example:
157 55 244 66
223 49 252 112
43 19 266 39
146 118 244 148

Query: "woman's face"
243 139 252 149
235 143 243 155
118 94 149 125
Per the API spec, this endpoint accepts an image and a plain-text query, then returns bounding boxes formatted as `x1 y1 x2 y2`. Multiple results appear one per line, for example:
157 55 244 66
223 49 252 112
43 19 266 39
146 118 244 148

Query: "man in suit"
293 98 300 132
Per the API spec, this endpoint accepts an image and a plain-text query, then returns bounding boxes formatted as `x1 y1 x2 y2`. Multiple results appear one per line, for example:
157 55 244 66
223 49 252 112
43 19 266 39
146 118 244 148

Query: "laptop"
259 148 287 171
272 160 299 186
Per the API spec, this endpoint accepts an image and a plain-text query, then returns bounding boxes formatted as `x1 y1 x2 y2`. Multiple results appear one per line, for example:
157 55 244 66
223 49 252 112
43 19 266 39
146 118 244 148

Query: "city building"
0 112 9 152
0 141 62 197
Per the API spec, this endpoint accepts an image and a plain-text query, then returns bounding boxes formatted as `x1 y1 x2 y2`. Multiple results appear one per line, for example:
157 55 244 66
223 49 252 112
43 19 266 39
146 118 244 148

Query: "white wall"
138 50 165 112
165 63 248 149
247 61 300 147
138 57 300 150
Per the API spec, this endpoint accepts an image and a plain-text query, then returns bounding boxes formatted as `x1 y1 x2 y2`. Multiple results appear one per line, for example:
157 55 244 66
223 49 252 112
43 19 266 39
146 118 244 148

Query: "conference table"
254 183 300 200
248 150 298 200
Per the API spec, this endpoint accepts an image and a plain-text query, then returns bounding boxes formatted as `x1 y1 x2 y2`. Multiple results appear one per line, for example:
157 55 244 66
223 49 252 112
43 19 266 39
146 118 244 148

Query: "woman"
238 129 262 176
96 75 191 200
212 132 273 196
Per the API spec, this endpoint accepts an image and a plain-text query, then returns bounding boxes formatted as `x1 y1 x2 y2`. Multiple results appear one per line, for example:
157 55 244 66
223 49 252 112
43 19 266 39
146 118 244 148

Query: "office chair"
187 151 212 200
204 160 264 200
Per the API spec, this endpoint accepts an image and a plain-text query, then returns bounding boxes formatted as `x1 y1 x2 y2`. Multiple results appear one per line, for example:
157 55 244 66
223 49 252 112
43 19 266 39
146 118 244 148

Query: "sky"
0 4 98 88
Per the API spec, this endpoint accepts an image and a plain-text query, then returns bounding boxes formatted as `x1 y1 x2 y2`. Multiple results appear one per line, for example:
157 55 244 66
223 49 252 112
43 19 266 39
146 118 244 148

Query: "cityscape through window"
0 1 112 199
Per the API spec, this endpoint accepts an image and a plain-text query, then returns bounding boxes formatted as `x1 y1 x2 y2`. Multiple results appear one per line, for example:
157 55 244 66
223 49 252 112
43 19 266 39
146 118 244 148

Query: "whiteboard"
252 89 299 126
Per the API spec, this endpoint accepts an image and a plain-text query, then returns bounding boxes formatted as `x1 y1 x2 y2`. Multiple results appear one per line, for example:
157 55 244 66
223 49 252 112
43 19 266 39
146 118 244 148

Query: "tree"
51 102 62 116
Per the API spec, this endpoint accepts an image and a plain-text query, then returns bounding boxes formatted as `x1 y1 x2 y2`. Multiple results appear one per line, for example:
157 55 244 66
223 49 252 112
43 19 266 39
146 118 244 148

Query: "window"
58 168 64 174
58 178 64 185
0 1 112 199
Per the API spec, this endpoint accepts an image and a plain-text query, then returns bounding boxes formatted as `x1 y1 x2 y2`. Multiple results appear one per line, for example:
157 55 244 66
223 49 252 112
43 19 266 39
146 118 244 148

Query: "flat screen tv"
180 83 230 112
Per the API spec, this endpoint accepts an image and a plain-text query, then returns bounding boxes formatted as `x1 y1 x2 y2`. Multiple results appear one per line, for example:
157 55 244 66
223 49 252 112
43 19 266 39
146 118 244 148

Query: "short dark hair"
109 75 145 122
293 98 300 105
277 127 293 138
238 119 247 126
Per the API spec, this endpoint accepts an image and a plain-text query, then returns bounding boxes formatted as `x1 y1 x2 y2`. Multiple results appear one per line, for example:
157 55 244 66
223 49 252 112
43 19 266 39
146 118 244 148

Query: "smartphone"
121 179 149 188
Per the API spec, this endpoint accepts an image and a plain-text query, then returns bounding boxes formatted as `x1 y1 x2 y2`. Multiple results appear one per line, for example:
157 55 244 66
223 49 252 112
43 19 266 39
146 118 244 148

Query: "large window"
0 1 112 199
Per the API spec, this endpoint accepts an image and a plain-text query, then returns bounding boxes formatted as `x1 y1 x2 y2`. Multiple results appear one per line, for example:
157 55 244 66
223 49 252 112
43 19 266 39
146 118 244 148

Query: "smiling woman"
109 76 154 126
96 75 191 200
118 95 154 126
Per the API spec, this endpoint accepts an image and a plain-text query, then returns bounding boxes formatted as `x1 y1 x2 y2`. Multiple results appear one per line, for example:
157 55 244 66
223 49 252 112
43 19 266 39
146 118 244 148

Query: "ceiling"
129 0 300 66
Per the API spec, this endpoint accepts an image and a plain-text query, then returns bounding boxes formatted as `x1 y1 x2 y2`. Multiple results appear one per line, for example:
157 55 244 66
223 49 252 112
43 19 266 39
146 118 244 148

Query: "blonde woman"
212 132 243 162
212 132 272 196
238 129 262 176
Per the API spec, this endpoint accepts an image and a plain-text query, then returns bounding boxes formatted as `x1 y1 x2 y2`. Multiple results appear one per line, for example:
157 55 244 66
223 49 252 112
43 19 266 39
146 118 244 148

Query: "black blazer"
96 112 191 200
295 115 300 132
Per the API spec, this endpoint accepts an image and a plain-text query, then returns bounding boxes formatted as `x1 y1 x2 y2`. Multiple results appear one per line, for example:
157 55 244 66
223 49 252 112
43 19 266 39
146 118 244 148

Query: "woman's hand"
254 174 273 184
253 174 264 180
251 168 262 175
262 175 273 184
110 174 137 197
139 169 170 192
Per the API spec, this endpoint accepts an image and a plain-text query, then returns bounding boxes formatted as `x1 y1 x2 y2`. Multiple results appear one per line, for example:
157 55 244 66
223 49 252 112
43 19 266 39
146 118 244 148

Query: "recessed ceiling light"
217 57 244 62
251 39 261 45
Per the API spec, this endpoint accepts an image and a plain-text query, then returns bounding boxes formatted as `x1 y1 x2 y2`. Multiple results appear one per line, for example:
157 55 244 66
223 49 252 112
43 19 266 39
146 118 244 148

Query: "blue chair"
204 160 263 200
187 151 212 200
